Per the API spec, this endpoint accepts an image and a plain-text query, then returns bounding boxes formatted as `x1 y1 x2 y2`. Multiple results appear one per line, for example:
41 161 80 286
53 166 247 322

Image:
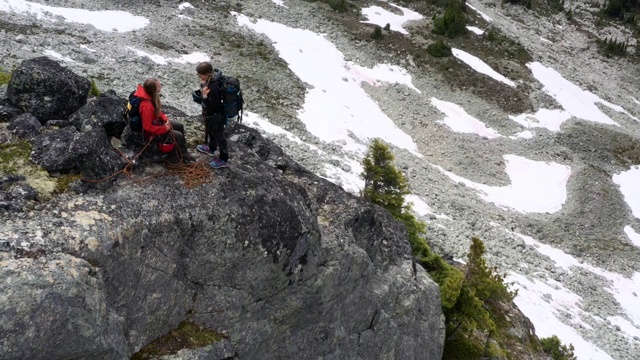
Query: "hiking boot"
209 158 228 169
196 144 216 157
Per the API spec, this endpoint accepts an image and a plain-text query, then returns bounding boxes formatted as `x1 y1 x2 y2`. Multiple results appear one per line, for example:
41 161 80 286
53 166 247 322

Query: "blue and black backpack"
122 91 144 132
219 75 244 123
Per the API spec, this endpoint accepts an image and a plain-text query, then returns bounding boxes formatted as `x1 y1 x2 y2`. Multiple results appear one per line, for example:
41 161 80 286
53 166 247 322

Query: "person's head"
196 62 214 82
143 78 162 117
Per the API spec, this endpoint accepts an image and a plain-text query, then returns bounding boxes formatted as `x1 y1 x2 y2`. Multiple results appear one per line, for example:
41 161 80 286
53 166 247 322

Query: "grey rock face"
69 94 127 137
0 254 128 360
8 113 41 140
1 125 445 360
7 57 90 122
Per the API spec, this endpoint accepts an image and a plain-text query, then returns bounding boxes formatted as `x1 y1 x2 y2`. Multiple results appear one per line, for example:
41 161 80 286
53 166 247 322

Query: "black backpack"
122 91 144 132
219 75 244 122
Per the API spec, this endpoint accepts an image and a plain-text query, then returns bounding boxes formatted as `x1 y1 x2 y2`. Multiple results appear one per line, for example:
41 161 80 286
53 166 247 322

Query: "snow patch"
466 3 493 21
430 98 502 138
127 47 209 65
235 13 421 157
434 155 571 214
361 3 423 35
509 108 572 132
612 166 640 219
43 50 75 62
467 26 484 35
0 0 149 32
452 48 516 87
624 226 640 247
508 272 614 360
527 62 638 125
348 63 421 94
405 194 451 219
510 130 535 139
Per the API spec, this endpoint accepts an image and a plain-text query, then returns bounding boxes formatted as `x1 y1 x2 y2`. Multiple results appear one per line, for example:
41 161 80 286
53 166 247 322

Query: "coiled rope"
81 123 213 189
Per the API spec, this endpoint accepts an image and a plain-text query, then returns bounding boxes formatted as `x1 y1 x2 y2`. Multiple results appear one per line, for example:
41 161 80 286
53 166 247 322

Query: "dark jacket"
202 71 224 116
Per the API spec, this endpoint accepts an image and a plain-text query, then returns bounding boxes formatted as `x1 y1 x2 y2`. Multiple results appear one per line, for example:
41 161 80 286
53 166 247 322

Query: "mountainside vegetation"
360 139 569 358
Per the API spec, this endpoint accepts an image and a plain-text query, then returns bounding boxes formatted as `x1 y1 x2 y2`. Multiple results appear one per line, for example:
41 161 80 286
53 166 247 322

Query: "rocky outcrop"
0 253 127 360
0 123 445 360
7 57 90 122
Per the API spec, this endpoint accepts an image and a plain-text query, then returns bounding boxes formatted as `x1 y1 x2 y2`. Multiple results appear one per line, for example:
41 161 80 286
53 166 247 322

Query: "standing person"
135 78 193 164
194 62 229 169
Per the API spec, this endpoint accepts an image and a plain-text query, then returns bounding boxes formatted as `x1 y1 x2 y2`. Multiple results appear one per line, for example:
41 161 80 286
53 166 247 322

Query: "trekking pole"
202 113 209 144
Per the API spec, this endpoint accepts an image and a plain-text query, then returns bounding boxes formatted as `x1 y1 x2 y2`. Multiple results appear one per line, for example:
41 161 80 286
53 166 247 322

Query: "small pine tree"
541 335 577 360
427 39 452 57
383 23 391 31
329 0 347 12
361 139 408 216
433 2 468 38
370 25 384 40
89 79 101 97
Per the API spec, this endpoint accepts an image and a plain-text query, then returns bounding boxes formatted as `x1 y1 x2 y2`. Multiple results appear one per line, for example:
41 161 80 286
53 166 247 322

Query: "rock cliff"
0 59 445 359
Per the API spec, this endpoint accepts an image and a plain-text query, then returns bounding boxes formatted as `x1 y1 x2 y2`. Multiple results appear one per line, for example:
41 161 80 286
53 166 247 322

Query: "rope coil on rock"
81 124 213 188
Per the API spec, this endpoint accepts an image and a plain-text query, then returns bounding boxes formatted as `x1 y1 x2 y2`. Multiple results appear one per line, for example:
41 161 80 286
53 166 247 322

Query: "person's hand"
202 86 210 98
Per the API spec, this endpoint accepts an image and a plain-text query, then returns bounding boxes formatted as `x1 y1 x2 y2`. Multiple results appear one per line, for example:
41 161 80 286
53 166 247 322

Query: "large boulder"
31 126 79 172
7 57 90 122
69 94 128 138
8 113 41 140
0 125 445 359
70 128 126 181
31 125 124 180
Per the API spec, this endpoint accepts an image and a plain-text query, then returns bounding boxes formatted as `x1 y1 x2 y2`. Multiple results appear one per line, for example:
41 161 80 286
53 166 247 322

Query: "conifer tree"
361 139 409 217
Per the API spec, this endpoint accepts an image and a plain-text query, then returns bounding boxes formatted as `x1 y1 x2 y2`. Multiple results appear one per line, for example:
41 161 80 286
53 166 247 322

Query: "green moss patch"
131 321 226 360
0 141 79 200
0 71 10 85
0 141 58 199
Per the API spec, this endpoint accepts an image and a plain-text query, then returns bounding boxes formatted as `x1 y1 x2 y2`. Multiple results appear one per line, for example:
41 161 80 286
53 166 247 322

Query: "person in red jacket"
135 78 193 163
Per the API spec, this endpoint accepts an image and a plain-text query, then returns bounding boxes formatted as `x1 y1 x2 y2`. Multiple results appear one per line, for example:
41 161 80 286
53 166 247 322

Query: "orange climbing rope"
81 124 213 188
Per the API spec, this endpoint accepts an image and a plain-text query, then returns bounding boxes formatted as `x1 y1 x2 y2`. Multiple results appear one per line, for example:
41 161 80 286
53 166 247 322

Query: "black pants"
206 115 229 162
162 120 189 162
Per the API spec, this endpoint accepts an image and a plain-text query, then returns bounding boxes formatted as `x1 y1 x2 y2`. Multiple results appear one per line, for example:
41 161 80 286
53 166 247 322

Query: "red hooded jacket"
133 84 169 138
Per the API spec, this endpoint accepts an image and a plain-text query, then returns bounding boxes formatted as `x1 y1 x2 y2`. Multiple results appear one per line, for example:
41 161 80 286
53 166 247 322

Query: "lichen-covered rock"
31 126 79 172
0 125 445 360
70 128 126 181
7 57 90 122
0 103 22 123
0 254 128 359
8 113 41 140
0 175 38 213
69 94 127 137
